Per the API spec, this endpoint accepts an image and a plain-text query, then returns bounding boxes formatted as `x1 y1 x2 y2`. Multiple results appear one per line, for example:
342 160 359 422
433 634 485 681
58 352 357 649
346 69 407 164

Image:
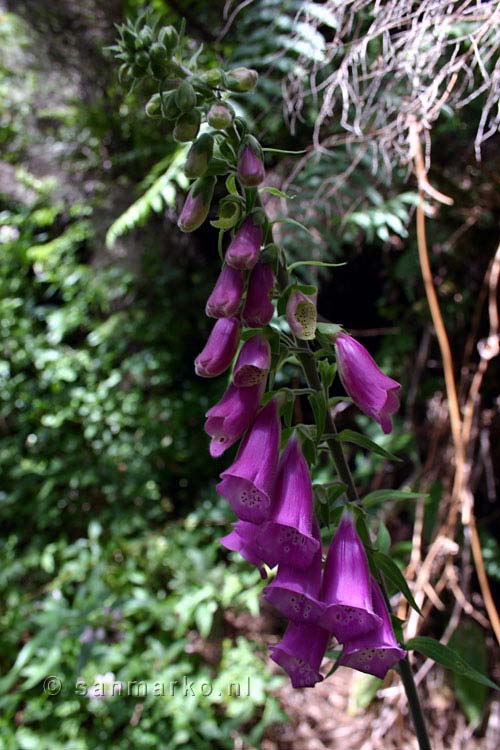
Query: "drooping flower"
232 334 271 387
286 289 317 340
339 577 407 679
269 622 330 688
177 176 216 232
195 317 241 378
204 381 264 457
334 333 401 434
217 398 280 523
237 137 265 187
263 521 325 624
219 520 267 578
205 265 244 318
225 217 263 270
242 261 275 327
257 437 320 569
184 133 214 179
319 512 382 642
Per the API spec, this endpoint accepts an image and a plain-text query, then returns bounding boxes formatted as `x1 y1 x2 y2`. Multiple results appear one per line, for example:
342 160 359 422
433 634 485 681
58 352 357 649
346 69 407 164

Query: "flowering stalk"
112 17 435 749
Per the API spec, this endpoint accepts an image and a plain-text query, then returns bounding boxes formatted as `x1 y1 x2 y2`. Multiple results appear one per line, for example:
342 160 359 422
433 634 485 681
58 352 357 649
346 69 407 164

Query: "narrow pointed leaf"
406 636 500 691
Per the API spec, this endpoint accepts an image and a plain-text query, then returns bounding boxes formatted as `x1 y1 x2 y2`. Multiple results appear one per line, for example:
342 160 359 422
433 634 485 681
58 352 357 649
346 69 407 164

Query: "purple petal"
269 622 330 688
242 262 275 327
195 317 241 378
204 382 264 457
232 334 271 387
225 218 262 270
205 266 244 318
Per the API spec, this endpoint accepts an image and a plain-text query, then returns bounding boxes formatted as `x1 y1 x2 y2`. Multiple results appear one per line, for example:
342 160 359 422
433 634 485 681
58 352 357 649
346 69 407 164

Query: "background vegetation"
1 1 499 748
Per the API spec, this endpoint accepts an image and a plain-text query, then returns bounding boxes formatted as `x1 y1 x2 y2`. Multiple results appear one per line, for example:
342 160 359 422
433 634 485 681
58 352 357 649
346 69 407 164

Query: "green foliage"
0 502 283 749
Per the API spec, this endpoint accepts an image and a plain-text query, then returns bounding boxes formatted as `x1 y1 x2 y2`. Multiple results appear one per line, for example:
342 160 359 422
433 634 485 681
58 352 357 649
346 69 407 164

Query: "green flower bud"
178 176 217 233
207 103 234 130
175 81 197 113
210 196 242 229
158 26 178 53
201 68 224 87
121 27 136 52
132 51 149 76
138 26 154 49
161 90 181 120
149 42 170 79
225 67 258 92
185 134 214 179
173 109 201 142
145 93 162 118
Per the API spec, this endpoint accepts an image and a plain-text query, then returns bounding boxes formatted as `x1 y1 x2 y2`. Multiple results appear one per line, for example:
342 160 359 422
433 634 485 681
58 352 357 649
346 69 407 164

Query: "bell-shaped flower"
269 622 330 689
257 437 319 569
205 266 244 319
319 512 382 642
263 521 325 624
225 217 262 270
195 317 241 378
177 176 216 232
219 520 267 578
339 577 407 679
286 289 317 340
217 398 280 523
237 137 265 187
232 334 271 388
242 262 275 327
204 381 264 458
334 333 401 434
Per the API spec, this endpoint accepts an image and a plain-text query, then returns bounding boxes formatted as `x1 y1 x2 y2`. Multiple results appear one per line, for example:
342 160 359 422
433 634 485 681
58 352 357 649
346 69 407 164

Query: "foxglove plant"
111 16 495 748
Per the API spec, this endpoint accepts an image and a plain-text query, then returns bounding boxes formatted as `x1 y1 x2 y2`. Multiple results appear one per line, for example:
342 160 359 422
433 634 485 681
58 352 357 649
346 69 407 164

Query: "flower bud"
207 103 234 130
201 68 224 87
225 217 262 270
242 262 275 327
177 176 216 232
226 67 258 92
185 134 214 179
286 290 317 340
149 42 170 78
195 317 241 378
173 109 201 142
175 80 197 113
160 91 180 120
158 25 178 53
237 137 265 187
206 265 244 318
145 93 161 119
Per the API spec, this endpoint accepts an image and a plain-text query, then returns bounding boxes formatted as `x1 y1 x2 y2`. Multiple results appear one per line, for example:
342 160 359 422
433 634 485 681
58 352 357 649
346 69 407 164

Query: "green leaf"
262 147 307 155
287 260 346 272
335 429 400 461
271 217 314 236
259 186 292 199
405 636 500 691
363 489 427 509
308 392 326 442
375 520 391 555
372 551 422 615
449 622 489 724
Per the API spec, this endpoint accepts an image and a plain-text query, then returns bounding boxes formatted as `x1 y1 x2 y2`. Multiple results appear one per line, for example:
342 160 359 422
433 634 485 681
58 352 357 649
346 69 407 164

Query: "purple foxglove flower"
219 520 267 578
257 437 320 569
339 577 407 679
319 512 382 642
232 334 271 388
237 140 265 187
225 217 263 270
195 317 241 378
217 398 280 523
269 622 330 688
177 176 216 233
286 290 317 341
263 521 325 624
205 265 244 318
204 381 264 457
334 333 401 434
242 262 275 327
